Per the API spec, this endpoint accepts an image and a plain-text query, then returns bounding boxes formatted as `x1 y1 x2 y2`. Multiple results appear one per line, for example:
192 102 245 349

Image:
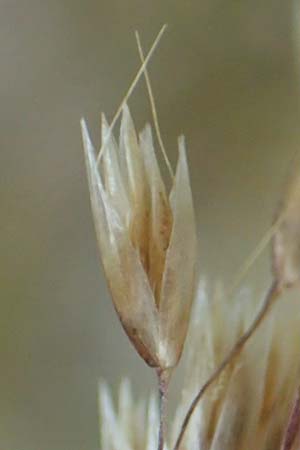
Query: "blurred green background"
1 1 300 449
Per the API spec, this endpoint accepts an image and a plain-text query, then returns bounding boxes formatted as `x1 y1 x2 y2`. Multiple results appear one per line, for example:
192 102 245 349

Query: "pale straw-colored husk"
81 107 197 370
99 282 300 450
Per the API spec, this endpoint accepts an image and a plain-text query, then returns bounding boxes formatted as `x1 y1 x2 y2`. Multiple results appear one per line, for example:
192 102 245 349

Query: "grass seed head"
81 106 197 370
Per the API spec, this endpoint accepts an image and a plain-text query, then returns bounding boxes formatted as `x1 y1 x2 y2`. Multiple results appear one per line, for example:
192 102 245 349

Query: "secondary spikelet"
99 283 300 450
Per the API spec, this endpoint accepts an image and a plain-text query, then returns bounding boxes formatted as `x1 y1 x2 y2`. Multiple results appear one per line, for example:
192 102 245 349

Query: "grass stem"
157 369 169 450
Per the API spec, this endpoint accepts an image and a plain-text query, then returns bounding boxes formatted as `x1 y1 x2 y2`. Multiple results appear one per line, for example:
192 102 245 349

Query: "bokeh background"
1 1 300 449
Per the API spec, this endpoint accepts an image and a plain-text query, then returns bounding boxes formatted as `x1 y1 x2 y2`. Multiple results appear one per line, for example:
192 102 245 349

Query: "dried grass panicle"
81 28 300 450
81 105 197 371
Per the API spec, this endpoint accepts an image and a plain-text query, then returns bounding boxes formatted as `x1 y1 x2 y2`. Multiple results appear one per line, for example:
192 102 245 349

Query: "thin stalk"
228 215 283 298
173 280 281 450
281 386 300 450
157 369 169 450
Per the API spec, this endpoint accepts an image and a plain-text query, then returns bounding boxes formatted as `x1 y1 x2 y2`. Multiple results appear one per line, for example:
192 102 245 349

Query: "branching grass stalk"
228 215 283 297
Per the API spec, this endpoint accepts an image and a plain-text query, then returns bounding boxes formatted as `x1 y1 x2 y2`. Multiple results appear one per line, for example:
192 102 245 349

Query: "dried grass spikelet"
81 105 197 370
99 283 300 450
172 155 300 450
173 283 300 450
